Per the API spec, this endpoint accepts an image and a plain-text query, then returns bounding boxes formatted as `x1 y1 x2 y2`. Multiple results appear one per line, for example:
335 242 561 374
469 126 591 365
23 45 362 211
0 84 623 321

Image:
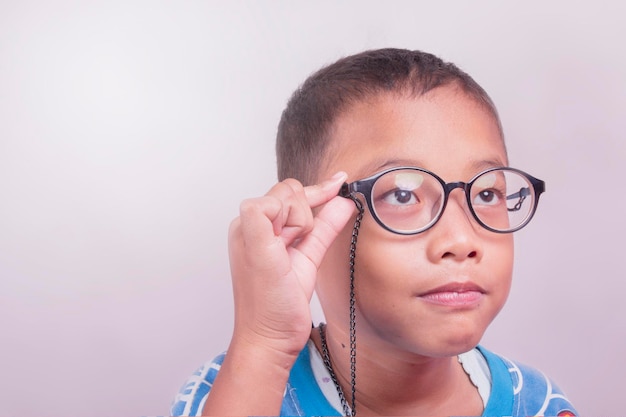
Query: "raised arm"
201 172 355 416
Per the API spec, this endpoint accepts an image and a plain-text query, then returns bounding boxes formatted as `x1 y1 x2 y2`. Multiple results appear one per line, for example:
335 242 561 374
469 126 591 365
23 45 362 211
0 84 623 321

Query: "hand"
228 172 355 359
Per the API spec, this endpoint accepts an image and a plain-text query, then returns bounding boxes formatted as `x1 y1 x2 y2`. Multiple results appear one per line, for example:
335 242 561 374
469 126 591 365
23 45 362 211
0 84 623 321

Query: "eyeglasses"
339 167 545 234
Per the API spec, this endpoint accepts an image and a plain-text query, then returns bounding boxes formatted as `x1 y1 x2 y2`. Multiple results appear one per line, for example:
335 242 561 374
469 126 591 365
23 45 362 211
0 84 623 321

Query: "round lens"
370 169 445 233
470 169 535 232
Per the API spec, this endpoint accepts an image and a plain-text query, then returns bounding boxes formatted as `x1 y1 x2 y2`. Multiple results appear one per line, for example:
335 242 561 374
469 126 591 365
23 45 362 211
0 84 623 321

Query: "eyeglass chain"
318 196 364 417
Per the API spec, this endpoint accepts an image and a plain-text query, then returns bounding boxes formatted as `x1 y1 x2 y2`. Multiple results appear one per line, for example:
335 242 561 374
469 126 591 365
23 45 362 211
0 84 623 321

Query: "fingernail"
330 171 347 182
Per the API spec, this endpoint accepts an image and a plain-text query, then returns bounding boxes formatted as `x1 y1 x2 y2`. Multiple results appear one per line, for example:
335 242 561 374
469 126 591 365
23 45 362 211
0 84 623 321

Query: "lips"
418 282 485 307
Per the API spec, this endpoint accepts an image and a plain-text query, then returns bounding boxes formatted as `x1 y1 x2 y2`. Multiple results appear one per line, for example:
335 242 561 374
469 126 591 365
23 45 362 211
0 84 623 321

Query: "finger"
277 173 349 247
238 180 313 256
238 195 285 257
266 179 313 238
304 171 348 209
289 195 356 274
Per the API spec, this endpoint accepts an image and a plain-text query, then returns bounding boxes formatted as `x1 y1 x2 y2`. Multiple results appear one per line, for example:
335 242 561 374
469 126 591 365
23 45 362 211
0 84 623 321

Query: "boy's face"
316 85 513 358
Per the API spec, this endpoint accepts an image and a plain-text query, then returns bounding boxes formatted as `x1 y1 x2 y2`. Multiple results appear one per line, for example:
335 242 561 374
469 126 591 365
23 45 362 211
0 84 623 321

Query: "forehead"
320 86 507 182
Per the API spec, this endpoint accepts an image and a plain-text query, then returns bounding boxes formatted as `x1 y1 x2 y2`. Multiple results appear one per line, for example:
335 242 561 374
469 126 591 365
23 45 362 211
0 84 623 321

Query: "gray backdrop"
1 1 623 416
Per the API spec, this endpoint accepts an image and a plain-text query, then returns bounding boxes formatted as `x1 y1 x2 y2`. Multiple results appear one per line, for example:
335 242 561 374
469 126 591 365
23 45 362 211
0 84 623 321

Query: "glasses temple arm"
506 187 531 201
506 187 531 212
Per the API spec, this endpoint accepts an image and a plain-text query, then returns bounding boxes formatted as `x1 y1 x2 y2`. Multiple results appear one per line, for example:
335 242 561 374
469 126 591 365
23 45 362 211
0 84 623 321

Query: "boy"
171 48 577 416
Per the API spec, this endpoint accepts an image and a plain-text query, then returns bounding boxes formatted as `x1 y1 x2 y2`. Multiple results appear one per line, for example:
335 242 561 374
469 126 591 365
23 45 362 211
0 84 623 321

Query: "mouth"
417 282 485 308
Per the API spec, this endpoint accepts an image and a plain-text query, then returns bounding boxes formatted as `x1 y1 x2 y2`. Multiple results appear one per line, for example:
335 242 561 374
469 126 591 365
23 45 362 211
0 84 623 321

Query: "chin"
421 325 487 358
378 323 485 359
446 336 482 355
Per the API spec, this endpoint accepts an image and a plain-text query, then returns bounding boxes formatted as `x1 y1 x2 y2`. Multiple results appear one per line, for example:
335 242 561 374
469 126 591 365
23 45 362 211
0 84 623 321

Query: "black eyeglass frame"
339 166 546 235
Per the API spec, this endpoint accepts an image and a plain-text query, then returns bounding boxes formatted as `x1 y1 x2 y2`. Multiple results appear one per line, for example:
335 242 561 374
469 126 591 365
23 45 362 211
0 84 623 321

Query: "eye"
381 189 418 205
473 189 501 206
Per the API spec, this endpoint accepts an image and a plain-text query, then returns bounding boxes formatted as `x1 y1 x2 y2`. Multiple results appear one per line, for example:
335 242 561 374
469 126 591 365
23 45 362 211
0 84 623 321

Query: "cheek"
316 220 356 318
349 225 422 319
353 220 425 287
483 235 514 312
490 234 514 276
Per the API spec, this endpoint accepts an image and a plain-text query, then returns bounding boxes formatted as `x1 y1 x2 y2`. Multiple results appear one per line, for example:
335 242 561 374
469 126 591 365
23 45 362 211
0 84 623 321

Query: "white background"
1 1 624 416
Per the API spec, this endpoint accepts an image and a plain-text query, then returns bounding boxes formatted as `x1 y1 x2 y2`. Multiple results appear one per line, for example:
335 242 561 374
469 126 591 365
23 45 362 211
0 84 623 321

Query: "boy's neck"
310 325 484 416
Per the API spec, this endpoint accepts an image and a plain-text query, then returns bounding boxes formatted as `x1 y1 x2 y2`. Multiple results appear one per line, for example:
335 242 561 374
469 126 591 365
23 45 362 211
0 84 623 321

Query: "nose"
425 190 483 263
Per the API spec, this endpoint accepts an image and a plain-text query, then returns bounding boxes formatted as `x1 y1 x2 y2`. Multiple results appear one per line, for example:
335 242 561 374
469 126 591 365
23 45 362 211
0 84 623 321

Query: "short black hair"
276 48 503 185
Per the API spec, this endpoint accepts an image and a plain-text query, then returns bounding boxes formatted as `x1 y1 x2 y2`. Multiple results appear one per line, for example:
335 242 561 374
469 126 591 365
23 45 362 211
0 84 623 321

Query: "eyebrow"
468 158 508 172
369 158 423 173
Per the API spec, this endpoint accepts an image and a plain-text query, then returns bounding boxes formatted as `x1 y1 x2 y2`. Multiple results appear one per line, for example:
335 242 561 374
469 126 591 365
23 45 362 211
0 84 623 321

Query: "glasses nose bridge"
444 181 471 198
438 181 475 228
441 181 474 216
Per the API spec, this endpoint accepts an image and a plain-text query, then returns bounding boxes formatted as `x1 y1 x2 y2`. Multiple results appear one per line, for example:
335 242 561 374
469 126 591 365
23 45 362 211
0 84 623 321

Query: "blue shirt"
171 344 577 416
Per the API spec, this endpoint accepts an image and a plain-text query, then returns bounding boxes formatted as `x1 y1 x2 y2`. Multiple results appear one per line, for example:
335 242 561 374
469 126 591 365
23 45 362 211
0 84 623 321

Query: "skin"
203 84 513 416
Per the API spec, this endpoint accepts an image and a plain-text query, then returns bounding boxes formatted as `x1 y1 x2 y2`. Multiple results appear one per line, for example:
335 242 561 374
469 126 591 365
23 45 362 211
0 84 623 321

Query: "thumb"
290 195 356 270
